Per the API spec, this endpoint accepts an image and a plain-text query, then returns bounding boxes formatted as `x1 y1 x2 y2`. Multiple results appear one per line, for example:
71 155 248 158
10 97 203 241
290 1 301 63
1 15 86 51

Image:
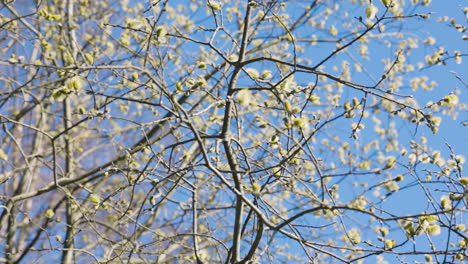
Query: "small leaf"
52 88 69 101
0 149 7 161
460 177 468 186
45 209 55 218
456 224 466 232
245 68 259 79
84 52 94 64
426 225 441 236
308 94 320 104
197 77 207 86
176 81 183 91
252 182 261 193
344 101 352 111
293 118 305 128
329 25 338 36
366 5 378 20
89 194 101 204
358 161 371 170
440 195 451 210
186 78 195 87
381 0 391 6
67 77 81 90
394 175 404 182
78 106 86 114
422 0 431 6
284 101 292 112
379 227 389 236
442 94 458 106
197 62 207 69
236 89 252 106
261 70 272 79
385 239 396 249
207 1 222 11
383 156 396 170
150 195 157 206
156 26 167 37
228 54 238 62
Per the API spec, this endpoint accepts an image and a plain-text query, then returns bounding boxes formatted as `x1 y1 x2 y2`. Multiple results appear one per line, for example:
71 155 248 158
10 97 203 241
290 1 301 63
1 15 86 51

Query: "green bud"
45 209 55 218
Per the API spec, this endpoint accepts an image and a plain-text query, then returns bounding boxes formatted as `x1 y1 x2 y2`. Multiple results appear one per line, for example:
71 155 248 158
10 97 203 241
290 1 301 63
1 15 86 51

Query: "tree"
0 0 467 263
